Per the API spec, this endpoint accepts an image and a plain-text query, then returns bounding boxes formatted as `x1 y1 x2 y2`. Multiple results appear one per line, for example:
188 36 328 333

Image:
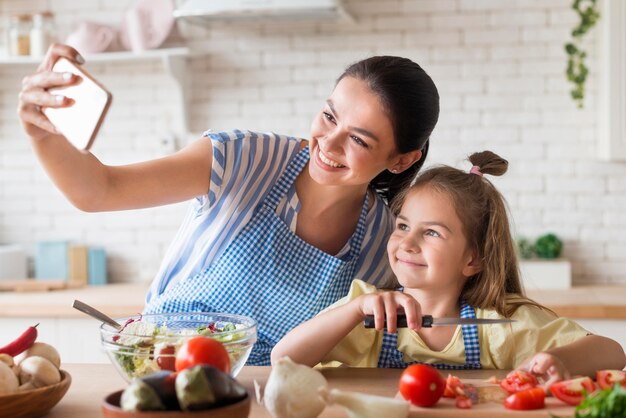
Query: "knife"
363 314 515 328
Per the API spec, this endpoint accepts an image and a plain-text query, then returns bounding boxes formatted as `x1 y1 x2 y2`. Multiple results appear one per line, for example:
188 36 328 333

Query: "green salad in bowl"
100 312 257 381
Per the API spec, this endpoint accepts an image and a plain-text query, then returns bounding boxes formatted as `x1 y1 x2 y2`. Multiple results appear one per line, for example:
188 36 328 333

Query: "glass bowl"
100 312 257 382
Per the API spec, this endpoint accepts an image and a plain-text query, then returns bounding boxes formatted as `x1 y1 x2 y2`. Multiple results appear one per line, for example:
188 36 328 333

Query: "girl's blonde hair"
391 151 551 318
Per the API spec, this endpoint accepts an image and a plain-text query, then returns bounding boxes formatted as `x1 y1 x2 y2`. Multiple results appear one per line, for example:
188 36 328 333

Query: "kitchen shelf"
0 47 190 65
0 47 193 145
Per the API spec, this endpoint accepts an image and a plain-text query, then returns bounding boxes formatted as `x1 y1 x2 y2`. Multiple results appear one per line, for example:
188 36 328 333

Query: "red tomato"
399 364 445 407
504 387 546 410
156 345 176 371
550 376 597 406
174 336 231 373
500 370 539 394
597 370 626 390
443 374 465 398
455 395 472 409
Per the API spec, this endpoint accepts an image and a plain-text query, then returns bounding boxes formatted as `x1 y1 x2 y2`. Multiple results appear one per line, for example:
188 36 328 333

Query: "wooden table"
49 364 577 418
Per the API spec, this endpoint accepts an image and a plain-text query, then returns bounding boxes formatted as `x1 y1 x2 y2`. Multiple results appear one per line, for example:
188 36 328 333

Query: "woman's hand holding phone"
18 44 84 141
18 43 112 151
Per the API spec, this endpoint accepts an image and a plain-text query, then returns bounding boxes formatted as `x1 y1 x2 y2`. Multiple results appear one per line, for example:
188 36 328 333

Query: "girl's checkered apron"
377 301 482 369
146 147 368 365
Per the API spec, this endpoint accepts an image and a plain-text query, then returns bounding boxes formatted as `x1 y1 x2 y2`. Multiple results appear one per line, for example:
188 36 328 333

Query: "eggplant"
120 370 179 411
175 365 247 411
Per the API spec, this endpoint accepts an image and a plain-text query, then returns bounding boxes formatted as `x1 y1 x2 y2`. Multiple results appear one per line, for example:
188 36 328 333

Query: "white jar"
8 14 31 56
30 11 54 57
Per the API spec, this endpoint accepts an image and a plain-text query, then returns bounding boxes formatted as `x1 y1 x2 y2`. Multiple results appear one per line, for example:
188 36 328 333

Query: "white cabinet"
1 317 109 364
598 0 626 160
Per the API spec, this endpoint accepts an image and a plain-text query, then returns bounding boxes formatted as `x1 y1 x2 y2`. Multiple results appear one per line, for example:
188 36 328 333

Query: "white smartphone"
43 58 112 151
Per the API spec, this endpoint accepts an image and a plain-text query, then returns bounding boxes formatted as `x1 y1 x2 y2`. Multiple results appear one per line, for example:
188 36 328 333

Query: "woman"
18 44 440 364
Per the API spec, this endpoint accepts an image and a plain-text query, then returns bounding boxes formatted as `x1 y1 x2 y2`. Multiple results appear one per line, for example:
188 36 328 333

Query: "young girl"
272 151 626 383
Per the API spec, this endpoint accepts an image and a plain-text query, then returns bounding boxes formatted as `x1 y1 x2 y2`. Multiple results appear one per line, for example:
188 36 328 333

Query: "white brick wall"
1 0 623 285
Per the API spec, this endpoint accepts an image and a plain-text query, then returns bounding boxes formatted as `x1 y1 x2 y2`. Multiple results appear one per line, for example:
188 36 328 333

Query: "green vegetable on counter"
573 384 626 418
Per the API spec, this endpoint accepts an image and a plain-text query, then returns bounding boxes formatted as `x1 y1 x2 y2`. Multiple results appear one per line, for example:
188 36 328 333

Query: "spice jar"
9 14 31 56
30 11 55 57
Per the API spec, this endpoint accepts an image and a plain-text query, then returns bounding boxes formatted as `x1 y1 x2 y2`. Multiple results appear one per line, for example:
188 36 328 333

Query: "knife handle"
363 314 433 329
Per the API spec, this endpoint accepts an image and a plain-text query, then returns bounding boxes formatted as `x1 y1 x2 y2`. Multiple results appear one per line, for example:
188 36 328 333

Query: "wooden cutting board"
407 379 577 417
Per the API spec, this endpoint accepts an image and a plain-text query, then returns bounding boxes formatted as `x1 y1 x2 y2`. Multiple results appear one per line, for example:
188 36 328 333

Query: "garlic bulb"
264 357 327 418
320 387 409 418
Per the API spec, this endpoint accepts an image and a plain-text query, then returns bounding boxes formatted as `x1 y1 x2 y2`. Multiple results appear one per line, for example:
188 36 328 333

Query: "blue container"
35 241 69 280
88 247 107 285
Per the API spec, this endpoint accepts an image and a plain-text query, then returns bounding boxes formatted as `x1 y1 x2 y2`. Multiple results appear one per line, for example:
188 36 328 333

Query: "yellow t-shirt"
320 280 590 369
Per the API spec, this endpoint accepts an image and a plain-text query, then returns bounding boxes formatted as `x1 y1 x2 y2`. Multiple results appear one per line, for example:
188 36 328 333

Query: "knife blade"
363 314 515 328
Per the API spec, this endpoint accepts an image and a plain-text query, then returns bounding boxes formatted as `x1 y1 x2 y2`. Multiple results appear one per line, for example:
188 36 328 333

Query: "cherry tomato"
156 345 176 371
500 370 539 394
550 376 596 406
399 364 445 407
174 336 231 373
597 370 626 390
504 387 546 410
455 395 472 409
443 374 464 398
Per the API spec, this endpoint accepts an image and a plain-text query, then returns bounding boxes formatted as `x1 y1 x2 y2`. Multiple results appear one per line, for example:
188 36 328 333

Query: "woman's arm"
271 290 423 367
18 44 213 212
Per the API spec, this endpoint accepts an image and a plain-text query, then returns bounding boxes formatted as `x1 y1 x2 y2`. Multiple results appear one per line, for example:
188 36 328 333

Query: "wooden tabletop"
1 282 626 319
48 364 577 418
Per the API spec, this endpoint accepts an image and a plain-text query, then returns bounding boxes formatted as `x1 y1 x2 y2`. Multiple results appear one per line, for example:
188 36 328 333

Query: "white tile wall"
1 0 623 285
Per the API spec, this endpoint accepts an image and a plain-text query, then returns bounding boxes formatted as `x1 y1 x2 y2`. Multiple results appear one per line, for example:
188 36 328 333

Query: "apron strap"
264 146 369 257
265 147 310 210
377 301 482 369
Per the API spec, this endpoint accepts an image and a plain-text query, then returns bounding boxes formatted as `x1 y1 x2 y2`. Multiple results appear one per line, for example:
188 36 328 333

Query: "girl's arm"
270 298 364 367
18 43 213 212
518 335 626 386
271 290 422 367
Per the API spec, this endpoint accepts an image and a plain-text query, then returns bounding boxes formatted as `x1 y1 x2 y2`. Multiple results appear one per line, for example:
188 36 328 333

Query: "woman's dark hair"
338 56 439 205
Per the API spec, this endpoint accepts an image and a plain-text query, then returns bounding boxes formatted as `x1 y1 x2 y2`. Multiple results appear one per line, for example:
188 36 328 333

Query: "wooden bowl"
102 390 251 418
0 370 72 418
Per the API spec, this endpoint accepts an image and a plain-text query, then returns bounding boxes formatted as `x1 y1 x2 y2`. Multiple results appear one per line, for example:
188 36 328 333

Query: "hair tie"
469 165 483 177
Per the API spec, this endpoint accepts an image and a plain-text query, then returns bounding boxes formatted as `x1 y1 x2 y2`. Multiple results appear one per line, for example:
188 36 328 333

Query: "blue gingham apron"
146 147 368 365
377 301 482 369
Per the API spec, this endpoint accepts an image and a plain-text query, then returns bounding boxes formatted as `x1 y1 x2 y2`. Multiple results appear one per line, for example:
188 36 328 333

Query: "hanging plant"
564 0 600 108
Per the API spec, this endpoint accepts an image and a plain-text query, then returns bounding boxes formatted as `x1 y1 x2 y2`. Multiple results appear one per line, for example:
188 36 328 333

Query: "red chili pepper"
0 323 39 357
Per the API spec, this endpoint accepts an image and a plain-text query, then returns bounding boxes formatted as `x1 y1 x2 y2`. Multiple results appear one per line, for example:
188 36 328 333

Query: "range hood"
173 0 352 23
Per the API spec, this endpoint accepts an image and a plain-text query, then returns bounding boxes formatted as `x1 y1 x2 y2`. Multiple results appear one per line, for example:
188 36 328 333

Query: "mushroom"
18 356 61 388
0 361 19 394
0 353 19 377
16 342 61 369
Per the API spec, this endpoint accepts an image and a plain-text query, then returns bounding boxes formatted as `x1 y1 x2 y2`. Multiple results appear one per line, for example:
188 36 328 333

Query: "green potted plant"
517 233 570 290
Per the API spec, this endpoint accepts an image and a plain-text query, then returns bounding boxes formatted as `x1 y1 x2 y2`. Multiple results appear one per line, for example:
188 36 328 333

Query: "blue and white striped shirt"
145 130 395 305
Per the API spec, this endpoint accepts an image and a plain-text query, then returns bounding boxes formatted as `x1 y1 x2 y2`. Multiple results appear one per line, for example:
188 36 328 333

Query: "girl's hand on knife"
354 291 422 333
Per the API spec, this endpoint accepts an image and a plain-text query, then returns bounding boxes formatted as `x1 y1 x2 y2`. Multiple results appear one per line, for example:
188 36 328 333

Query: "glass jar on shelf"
30 11 55 57
8 14 31 56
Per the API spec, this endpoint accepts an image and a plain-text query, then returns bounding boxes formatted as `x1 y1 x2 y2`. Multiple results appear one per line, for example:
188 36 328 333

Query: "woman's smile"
317 146 346 169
